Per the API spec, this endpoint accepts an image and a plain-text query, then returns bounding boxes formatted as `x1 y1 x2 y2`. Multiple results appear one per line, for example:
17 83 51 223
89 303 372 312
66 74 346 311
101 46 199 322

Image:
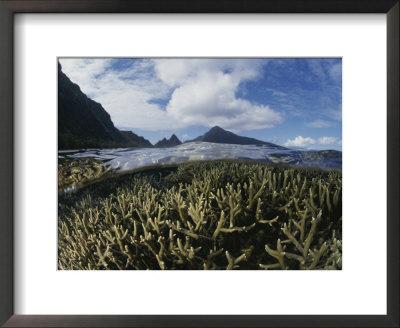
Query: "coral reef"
58 161 342 270
58 158 112 194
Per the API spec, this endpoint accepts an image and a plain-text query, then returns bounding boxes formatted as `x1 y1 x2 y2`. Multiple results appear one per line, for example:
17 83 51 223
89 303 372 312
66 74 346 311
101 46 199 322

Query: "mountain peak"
210 126 224 131
186 126 286 149
155 134 182 148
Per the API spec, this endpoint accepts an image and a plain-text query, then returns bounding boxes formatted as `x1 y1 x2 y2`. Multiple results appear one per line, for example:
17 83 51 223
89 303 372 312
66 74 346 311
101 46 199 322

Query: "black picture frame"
0 1 398 327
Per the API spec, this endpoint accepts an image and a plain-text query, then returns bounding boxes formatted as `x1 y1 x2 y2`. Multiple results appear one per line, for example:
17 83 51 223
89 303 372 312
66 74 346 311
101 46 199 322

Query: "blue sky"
59 58 342 150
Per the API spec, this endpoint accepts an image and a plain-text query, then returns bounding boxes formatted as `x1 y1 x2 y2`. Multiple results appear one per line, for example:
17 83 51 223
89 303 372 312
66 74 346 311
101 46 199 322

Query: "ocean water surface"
59 142 342 173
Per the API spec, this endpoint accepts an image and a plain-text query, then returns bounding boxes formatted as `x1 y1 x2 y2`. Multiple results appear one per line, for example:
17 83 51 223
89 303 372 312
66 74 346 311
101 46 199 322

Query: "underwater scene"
58 58 342 270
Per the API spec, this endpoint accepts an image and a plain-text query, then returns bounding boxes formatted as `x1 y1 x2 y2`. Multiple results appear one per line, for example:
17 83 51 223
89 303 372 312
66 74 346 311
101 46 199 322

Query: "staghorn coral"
58 161 342 270
58 158 112 194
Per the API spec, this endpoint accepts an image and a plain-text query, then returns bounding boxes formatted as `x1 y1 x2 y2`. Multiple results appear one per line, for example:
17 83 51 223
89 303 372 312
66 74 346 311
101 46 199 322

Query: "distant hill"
120 130 153 148
186 126 286 149
58 62 152 150
154 134 182 148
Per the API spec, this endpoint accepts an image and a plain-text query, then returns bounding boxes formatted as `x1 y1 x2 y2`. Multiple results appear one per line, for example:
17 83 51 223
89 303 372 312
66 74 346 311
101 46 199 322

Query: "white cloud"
59 58 113 95
165 70 282 131
318 136 342 146
285 135 342 148
153 59 264 87
284 136 316 148
154 59 282 131
318 136 338 145
305 120 331 128
60 58 175 130
59 58 283 132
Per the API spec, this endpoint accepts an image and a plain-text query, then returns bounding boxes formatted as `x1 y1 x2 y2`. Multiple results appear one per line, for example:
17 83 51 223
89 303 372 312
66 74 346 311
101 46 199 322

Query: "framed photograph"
0 1 398 327
57 56 343 273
